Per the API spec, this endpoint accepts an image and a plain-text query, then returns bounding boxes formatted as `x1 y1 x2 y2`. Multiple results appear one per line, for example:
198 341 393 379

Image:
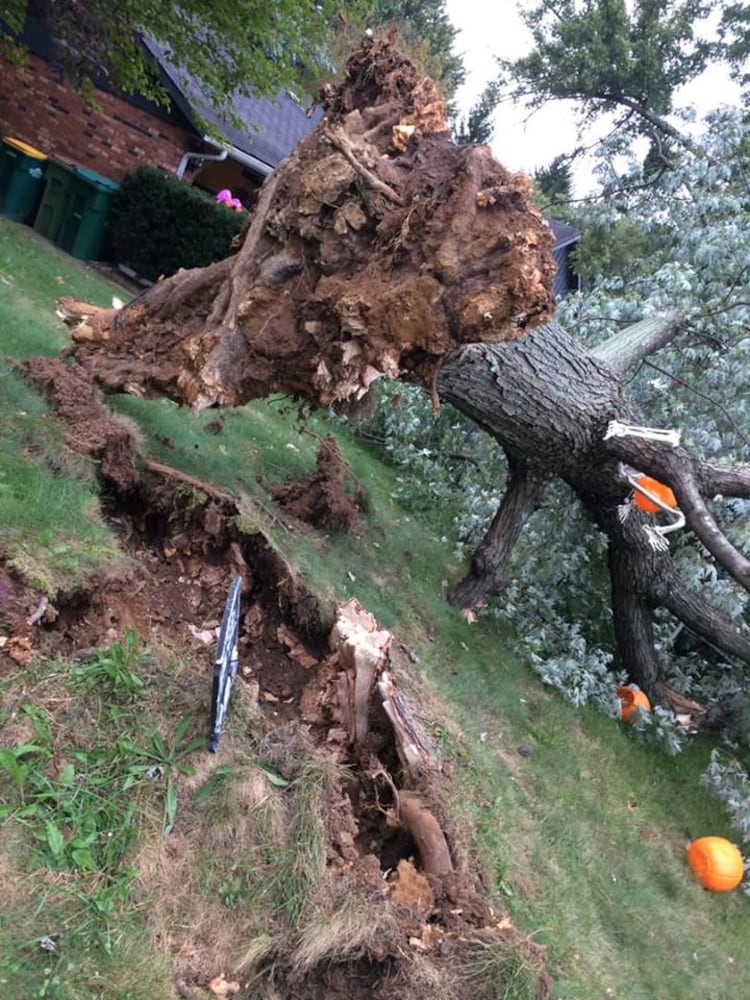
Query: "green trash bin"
0 137 47 224
33 158 77 244
57 166 120 260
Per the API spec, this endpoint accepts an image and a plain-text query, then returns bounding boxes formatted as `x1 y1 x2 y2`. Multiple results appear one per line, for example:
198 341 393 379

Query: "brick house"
1 16 579 293
0 16 321 205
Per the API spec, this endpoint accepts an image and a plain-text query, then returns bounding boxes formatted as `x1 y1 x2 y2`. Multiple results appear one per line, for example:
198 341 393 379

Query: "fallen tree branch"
698 462 750 500
604 436 750 592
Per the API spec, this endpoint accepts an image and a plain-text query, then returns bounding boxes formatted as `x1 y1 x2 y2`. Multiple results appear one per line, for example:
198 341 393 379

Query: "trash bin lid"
4 137 47 160
74 166 120 191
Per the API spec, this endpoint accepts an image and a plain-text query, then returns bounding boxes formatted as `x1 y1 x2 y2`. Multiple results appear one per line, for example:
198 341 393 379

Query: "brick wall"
0 51 199 181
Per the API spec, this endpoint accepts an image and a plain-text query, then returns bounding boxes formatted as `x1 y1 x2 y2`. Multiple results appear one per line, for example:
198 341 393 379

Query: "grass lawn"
1 216 749 999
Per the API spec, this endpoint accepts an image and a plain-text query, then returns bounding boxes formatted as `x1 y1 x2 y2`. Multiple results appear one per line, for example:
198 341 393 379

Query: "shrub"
109 166 245 281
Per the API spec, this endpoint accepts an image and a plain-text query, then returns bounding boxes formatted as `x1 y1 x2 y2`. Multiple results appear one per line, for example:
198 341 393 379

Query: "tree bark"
591 311 683 375
449 461 546 608
438 321 750 704
50 39 750 714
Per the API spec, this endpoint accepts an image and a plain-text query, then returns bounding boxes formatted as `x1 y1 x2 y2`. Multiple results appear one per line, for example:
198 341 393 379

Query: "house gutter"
176 136 274 180
215 140 273 178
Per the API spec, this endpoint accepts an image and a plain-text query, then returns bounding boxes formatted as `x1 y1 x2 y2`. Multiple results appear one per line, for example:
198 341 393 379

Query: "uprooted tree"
57 36 750 715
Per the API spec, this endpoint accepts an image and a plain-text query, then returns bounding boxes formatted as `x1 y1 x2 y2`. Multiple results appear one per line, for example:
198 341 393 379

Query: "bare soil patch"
1 370 550 999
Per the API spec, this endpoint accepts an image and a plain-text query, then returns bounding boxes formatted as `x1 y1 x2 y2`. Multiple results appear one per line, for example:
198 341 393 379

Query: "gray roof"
142 36 322 171
549 218 580 251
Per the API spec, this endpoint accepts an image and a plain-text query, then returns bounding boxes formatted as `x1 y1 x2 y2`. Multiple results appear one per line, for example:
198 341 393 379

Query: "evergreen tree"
453 80 502 144
533 154 574 207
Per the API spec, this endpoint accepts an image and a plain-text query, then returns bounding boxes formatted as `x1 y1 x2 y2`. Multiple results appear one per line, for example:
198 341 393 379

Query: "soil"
63 36 556 411
25 356 140 491
270 434 363 532
0 366 551 999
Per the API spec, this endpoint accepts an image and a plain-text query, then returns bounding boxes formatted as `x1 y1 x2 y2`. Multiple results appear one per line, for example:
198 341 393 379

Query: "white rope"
604 421 681 447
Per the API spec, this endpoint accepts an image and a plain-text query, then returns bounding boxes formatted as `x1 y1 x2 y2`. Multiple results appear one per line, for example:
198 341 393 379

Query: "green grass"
0 216 125 359
2 218 750 999
0 218 125 595
0 635 185 999
0 360 120 595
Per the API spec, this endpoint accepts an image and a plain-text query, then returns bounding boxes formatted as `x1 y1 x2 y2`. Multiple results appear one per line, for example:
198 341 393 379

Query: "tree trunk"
52 39 750 715
439 322 750 704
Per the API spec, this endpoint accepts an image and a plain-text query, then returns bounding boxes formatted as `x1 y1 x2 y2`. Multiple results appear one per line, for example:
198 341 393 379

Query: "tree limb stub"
398 792 454 876
63 36 556 410
591 310 684 375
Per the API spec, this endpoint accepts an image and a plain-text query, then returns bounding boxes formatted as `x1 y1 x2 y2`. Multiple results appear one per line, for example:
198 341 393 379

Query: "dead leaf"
390 859 433 916
208 975 240 997
8 635 33 665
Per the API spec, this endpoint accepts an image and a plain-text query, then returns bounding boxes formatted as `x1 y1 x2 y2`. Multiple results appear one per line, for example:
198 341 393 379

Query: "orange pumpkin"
686 836 744 892
633 475 678 514
616 685 651 722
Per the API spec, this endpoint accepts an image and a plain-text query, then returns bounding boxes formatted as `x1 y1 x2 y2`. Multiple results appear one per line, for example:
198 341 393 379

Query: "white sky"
445 0 742 185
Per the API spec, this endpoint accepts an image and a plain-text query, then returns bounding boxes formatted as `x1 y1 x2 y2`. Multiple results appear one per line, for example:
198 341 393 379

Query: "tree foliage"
3 0 365 107
371 0 465 99
532 154 574 209
453 80 502 144
721 1 750 96
500 0 718 140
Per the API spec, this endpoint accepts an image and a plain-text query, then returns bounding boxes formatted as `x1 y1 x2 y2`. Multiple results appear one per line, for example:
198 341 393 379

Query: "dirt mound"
270 435 363 532
25 356 140 490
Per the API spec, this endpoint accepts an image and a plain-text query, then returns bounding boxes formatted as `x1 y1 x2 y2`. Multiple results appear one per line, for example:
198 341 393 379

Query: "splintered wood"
329 598 392 743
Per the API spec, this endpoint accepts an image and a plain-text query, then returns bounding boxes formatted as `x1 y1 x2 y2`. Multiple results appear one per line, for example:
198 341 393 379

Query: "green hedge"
109 166 245 281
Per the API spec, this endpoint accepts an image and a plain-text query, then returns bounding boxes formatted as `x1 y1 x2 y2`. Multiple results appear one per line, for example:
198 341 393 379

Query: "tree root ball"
64 36 556 411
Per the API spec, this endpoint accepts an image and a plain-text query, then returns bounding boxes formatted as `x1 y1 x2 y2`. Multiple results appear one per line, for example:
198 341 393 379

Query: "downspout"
176 137 274 181
176 144 227 180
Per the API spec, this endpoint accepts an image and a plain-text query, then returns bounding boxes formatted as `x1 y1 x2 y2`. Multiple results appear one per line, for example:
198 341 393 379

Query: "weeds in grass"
125 713 206 833
462 937 546 1000
0 631 205 952
70 627 149 697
